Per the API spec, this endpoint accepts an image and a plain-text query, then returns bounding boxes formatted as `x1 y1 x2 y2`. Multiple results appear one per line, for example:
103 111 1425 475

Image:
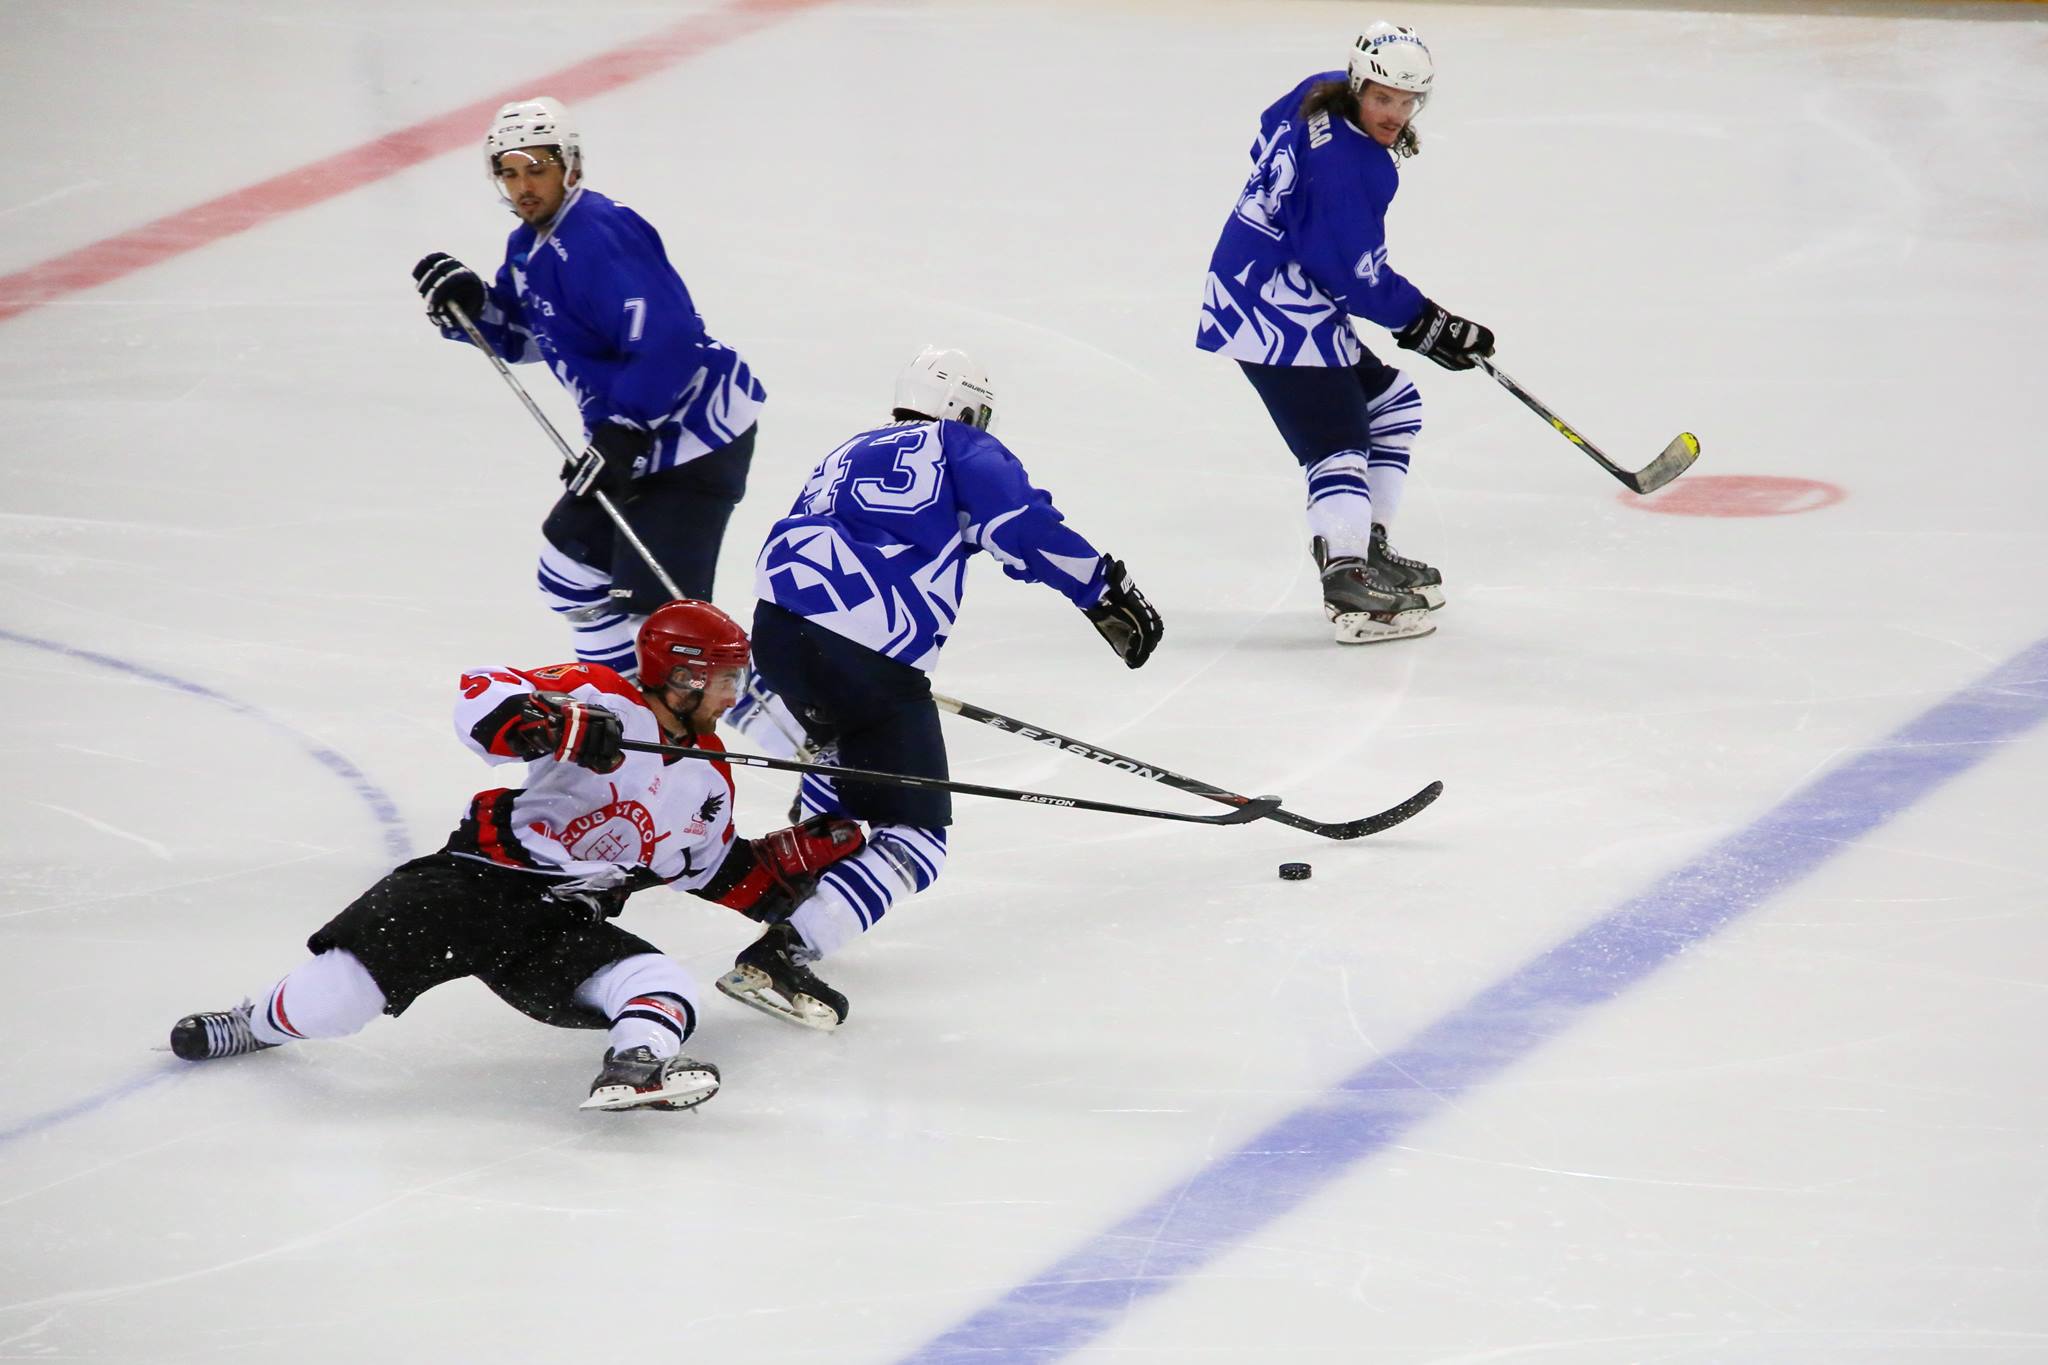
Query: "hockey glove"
1393 299 1496 372
562 421 653 503
509 692 627 772
1084 557 1163 669
700 815 865 923
547 865 668 923
412 252 487 329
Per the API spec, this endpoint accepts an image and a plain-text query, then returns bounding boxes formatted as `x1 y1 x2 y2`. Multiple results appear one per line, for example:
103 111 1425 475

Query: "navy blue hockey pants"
541 423 756 613
1238 352 1404 468
750 601 952 829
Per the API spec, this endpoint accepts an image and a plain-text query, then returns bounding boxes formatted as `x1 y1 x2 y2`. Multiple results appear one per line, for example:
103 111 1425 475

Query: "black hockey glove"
412 252 486 329
562 421 653 503
547 865 668 923
1393 299 1496 372
510 692 626 772
1084 557 1163 670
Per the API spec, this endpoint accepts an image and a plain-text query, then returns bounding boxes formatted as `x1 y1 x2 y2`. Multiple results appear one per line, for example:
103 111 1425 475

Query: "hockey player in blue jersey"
713 347 1163 1029
1198 23 1494 645
410 97 766 674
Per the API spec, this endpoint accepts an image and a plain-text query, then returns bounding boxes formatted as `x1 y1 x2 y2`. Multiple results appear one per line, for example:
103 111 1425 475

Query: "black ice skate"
580 1046 722 1112
716 922 848 1030
1312 536 1434 645
1370 522 1445 610
169 1002 276 1061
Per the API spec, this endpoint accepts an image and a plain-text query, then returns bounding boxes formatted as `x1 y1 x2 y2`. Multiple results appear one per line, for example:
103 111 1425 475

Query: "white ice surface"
2 1 2046 1361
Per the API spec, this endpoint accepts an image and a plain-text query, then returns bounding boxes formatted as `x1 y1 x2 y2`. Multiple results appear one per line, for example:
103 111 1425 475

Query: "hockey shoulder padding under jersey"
754 421 1107 670
447 661 738 886
1197 72 1427 367
448 188 765 468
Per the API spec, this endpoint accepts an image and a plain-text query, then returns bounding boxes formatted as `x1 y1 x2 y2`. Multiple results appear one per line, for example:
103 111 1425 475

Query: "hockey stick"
931 693 1441 840
616 737 1280 827
443 301 685 599
441 301 823 755
439 302 1401 834
1477 357 1699 495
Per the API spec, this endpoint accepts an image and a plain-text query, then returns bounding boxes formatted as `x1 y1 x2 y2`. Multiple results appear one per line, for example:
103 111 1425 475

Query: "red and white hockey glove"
502 692 626 772
700 816 865 922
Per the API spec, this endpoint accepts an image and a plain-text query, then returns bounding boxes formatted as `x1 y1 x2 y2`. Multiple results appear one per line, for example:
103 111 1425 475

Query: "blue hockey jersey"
1197 73 1428 367
451 187 765 471
754 420 1108 670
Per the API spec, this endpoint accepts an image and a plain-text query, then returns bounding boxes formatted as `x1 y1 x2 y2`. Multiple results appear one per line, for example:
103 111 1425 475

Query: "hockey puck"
1278 862 1312 881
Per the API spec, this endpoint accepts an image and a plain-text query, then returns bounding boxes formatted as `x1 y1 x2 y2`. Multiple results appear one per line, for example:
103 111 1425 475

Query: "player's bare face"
1357 84 1420 148
495 150 568 225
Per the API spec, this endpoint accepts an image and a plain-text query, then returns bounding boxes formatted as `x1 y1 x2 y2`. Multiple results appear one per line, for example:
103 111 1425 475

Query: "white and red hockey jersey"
445 661 739 889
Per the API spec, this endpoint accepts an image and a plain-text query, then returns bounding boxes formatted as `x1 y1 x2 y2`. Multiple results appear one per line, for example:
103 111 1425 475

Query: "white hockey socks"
537 543 639 674
1363 372 1422 529
1303 449 1375 561
575 954 700 1061
249 949 388 1046
787 825 948 958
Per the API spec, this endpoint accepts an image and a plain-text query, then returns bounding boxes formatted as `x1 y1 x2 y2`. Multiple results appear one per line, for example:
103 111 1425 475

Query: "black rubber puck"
1278 862 1312 881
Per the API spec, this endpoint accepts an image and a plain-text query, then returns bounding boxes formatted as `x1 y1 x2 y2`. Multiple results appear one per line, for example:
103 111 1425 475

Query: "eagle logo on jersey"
696 791 726 825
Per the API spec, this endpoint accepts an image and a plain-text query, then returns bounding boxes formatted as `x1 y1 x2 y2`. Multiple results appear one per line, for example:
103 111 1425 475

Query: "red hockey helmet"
636 599 750 692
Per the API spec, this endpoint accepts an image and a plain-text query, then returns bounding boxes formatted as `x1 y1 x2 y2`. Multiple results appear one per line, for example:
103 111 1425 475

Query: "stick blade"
1215 795 1285 824
1312 780 1444 840
1625 432 1701 495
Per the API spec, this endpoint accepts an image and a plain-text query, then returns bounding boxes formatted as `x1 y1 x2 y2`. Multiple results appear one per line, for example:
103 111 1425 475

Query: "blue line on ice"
0 628 412 1152
0 1066 186 1146
898 634 2048 1364
0 627 409 862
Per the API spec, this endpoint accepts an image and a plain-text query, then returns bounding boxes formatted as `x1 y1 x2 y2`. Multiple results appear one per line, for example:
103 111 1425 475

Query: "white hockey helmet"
1347 22 1434 99
484 96 582 191
892 346 996 430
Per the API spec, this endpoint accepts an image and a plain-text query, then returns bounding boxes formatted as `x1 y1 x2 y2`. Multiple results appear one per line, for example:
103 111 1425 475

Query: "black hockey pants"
307 851 661 1028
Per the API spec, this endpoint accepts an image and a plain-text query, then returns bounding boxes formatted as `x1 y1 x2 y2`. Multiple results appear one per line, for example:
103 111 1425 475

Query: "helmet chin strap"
642 682 707 743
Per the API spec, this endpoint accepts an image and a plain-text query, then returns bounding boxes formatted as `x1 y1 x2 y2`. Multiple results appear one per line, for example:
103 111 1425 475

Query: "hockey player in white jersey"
721 347 1163 1029
410 97 766 675
167 601 862 1113
1198 23 1494 644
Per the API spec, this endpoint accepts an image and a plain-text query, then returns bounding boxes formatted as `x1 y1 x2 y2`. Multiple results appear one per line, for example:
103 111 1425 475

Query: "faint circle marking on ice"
0 627 410 861
1624 475 1846 518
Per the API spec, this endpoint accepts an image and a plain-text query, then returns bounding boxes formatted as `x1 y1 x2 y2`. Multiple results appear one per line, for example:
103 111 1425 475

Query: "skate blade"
1416 585 1446 610
581 1067 721 1112
1331 607 1436 644
716 966 842 1031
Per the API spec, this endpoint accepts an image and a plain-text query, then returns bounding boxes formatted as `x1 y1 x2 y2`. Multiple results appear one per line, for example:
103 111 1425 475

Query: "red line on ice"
0 0 834 325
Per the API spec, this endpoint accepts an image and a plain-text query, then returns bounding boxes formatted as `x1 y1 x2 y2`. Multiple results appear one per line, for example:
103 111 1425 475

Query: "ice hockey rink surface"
3 0 2045 1360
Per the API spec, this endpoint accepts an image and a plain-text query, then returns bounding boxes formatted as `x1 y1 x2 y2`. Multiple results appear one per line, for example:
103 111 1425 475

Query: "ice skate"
716 922 848 1030
1370 522 1444 610
580 1046 721 1112
169 1002 276 1061
1313 537 1434 644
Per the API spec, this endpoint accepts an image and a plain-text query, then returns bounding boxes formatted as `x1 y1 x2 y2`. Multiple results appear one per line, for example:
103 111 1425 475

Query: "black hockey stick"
617 738 1281 827
931 693 1441 840
441 301 828 755
1478 357 1699 495
443 301 687 599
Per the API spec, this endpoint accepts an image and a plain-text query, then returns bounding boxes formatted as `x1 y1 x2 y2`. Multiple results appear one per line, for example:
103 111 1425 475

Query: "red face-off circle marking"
1624 475 1846 518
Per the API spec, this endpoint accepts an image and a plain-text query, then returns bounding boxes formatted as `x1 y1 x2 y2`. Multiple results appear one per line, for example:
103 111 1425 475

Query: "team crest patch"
558 784 668 865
